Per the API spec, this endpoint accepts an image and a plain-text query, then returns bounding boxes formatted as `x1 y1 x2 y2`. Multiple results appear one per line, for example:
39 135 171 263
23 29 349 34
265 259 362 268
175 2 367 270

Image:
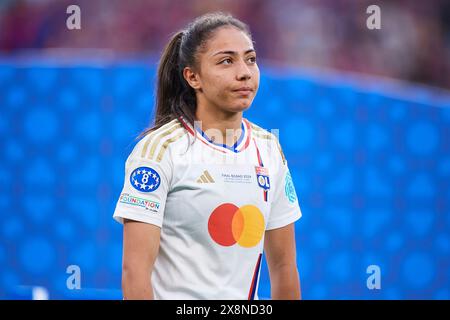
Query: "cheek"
252 67 260 89
206 74 229 97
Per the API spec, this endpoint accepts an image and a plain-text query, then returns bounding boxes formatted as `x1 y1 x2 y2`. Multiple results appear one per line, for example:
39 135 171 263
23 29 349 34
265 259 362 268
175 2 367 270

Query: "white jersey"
113 116 302 300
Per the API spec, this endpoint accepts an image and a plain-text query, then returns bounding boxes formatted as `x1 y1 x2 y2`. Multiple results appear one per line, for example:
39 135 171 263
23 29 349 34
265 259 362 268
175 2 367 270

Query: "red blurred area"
0 0 449 89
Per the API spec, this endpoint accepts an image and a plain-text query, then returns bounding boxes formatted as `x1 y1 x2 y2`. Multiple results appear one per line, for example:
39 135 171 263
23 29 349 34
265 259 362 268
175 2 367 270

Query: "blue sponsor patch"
130 166 161 193
285 171 297 203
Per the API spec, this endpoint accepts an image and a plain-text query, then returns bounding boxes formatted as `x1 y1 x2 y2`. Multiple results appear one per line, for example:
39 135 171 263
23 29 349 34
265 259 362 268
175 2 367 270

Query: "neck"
195 102 243 147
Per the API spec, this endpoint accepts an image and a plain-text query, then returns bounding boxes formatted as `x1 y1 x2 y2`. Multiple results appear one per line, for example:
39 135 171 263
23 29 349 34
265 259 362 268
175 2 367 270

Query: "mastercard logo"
208 203 265 248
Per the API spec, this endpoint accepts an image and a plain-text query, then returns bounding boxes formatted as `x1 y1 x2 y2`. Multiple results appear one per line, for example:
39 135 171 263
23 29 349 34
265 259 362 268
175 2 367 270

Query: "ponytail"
139 31 196 138
155 31 197 128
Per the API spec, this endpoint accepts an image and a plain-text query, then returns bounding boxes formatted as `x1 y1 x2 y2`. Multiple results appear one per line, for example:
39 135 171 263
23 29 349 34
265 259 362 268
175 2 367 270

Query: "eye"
220 58 233 65
247 56 257 64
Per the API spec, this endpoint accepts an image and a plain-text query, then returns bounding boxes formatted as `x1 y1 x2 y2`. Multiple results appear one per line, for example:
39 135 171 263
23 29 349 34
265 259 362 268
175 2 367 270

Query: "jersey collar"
178 115 252 154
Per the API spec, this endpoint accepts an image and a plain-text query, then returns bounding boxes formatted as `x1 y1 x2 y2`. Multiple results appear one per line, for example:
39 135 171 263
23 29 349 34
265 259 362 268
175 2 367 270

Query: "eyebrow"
212 49 256 57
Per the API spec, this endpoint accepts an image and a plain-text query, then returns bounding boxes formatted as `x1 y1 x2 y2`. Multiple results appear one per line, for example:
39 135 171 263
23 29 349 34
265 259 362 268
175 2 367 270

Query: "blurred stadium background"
0 0 449 299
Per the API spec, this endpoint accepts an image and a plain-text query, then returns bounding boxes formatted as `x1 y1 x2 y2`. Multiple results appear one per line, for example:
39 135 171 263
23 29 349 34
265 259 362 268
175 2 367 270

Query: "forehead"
203 26 253 54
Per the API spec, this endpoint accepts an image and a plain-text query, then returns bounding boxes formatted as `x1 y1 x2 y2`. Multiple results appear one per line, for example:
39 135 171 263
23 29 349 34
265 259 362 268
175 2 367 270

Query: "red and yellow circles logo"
208 203 265 248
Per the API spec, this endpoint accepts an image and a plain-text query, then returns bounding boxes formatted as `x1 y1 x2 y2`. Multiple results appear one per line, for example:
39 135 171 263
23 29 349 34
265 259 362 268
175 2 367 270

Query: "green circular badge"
285 171 298 203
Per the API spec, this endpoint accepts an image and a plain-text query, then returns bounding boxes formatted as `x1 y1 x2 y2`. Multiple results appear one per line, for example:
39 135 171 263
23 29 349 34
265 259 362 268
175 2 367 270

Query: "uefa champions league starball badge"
130 167 161 193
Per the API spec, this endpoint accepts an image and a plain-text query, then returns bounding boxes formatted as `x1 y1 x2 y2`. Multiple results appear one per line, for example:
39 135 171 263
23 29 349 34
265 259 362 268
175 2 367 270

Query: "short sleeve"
266 141 302 230
112 138 172 228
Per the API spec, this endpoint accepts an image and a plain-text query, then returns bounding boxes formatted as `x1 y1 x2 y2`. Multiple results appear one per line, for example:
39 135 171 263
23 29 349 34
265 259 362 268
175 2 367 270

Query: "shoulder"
247 120 273 139
246 119 287 165
131 118 189 163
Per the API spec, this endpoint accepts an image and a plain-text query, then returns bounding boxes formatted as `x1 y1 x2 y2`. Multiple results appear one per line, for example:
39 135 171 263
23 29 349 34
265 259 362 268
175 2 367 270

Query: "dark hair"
138 12 252 138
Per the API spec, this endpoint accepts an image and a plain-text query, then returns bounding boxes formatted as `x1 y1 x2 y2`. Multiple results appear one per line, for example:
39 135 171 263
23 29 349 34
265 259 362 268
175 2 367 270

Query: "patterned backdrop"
0 60 449 299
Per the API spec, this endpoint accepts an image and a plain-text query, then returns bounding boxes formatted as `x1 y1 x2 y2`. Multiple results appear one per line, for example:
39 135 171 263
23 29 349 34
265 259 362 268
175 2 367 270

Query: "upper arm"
122 219 161 272
264 223 301 299
264 223 297 270
113 133 174 227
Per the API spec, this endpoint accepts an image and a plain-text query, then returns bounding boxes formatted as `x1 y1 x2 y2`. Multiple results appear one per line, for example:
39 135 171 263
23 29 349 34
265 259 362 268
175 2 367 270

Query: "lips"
233 87 253 94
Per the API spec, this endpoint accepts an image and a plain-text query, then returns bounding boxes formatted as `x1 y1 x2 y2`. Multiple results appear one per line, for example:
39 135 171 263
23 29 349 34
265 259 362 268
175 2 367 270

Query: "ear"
182 66 202 91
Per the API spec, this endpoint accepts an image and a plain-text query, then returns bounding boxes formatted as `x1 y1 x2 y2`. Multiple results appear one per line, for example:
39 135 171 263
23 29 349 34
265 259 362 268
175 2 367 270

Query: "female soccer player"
113 12 302 300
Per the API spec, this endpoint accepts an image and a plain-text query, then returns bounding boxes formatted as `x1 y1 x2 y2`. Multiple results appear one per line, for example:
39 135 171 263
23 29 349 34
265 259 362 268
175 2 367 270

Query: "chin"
229 103 251 113
233 98 253 112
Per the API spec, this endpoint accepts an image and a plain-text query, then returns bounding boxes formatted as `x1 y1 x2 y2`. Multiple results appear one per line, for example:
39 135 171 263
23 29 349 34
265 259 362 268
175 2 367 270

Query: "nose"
236 60 251 81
